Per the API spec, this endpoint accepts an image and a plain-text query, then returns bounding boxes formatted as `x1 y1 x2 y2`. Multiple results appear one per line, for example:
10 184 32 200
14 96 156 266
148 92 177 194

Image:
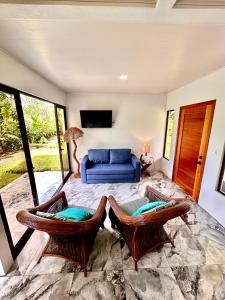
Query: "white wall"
0 49 66 105
162 67 225 226
66 92 167 171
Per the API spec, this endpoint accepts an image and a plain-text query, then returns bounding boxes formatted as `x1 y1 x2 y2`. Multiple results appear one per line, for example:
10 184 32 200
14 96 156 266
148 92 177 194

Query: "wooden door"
173 100 216 201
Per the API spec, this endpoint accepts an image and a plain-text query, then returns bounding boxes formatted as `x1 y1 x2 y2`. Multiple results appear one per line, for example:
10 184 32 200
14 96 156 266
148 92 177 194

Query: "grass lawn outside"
0 147 62 189
0 173 21 189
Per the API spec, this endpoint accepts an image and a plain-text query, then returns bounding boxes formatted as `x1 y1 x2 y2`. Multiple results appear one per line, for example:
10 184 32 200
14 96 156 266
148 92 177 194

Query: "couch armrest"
81 155 89 183
131 154 141 182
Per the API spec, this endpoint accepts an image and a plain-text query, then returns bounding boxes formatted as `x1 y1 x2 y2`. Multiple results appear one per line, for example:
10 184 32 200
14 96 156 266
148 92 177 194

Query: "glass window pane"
164 110 175 160
20 94 62 203
218 156 225 195
220 170 225 194
0 91 34 246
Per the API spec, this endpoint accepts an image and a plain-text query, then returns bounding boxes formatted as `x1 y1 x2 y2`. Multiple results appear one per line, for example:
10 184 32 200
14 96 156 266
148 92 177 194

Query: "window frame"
163 109 175 161
217 151 225 196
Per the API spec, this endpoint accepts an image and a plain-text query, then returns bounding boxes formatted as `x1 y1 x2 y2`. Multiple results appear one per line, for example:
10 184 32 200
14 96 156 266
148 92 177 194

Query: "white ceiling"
0 0 225 93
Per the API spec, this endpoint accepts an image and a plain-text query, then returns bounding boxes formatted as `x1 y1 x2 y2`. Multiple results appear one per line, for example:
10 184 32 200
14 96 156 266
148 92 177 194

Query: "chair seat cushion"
56 207 93 221
143 200 177 213
132 201 167 216
36 211 66 221
121 197 149 215
86 163 134 175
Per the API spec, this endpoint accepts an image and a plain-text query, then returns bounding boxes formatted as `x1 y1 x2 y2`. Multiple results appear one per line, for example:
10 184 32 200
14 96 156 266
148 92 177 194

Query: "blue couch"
81 149 140 184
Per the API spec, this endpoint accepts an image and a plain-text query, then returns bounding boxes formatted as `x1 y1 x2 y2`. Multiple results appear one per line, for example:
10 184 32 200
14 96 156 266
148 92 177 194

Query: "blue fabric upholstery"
87 174 134 180
86 163 134 175
86 178 136 183
88 149 109 163
110 149 131 164
131 155 141 182
81 149 140 184
81 155 89 183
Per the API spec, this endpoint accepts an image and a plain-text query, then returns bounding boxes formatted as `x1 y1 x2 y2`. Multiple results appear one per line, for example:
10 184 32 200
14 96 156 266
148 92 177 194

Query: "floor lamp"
64 127 84 178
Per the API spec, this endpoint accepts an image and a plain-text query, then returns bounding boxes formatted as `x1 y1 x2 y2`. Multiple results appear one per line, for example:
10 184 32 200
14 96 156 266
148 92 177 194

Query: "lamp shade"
143 144 150 154
64 127 84 142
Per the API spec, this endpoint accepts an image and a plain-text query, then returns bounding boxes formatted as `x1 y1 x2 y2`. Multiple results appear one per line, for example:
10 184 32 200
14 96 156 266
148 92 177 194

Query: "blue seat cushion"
86 163 134 175
87 174 134 180
110 149 131 164
88 149 109 163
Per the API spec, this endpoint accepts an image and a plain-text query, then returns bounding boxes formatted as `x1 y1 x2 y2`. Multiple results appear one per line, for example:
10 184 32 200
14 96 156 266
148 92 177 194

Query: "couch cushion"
86 163 134 175
87 174 134 180
88 149 109 163
87 178 136 183
110 149 131 164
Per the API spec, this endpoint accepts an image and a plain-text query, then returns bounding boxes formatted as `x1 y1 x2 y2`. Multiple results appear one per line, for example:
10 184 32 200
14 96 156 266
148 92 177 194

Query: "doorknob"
197 161 202 165
199 155 203 159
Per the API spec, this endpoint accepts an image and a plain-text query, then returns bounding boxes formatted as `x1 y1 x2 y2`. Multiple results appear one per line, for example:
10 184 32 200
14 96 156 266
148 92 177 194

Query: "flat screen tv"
80 110 112 128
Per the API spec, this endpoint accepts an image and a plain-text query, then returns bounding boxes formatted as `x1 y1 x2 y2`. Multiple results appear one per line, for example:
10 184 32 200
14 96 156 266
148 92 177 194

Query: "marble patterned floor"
1 171 225 300
0 171 62 245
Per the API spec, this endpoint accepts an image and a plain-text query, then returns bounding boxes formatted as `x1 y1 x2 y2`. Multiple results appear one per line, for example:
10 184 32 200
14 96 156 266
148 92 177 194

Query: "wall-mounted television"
80 110 112 128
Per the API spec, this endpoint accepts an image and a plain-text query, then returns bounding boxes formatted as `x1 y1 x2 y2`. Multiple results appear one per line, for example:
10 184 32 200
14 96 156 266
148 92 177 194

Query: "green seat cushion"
56 207 93 221
132 201 167 216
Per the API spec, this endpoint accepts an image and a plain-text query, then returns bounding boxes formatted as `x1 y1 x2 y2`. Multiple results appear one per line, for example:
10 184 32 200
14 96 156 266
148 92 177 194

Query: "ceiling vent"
0 0 157 6
173 0 225 8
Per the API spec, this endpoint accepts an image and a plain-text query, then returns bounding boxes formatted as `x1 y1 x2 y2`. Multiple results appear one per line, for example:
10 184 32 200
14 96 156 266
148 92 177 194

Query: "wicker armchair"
108 186 191 271
16 191 107 277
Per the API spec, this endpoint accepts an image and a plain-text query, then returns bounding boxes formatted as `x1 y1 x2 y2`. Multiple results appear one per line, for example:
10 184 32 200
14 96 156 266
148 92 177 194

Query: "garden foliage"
0 92 57 153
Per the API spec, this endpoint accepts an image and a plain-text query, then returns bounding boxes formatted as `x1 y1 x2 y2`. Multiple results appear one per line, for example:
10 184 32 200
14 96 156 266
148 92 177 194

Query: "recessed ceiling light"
119 74 128 80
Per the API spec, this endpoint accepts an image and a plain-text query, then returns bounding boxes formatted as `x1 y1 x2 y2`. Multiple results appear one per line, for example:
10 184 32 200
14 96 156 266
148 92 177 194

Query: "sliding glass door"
0 84 70 258
21 94 63 203
0 90 35 252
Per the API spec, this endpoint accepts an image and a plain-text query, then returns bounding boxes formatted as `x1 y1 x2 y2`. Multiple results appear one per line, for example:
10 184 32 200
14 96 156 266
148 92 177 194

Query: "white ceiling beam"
1 1 225 22
0 0 157 7
156 0 176 10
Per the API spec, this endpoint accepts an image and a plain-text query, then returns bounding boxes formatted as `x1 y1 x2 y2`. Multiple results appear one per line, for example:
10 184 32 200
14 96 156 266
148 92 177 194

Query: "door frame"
172 100 216 201
55 104 72 182
0 82 72 259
